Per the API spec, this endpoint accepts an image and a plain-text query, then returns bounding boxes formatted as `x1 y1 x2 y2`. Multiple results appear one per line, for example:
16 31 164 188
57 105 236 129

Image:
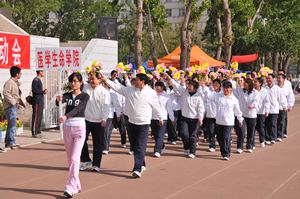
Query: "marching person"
213 81 243 160
3 66 24 149
276 74 295 141
56 72 89 198
102 82 122 155
201 79 222 152
100 73 164 178
166 75 205 159
235 78 259 153
265 74 287 145
254 77 270 148
151 81 174 158
80 71 110 172
31 70 47 138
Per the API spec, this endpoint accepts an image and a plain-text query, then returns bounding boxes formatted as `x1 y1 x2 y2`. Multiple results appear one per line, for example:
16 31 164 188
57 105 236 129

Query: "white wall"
81 39 118 74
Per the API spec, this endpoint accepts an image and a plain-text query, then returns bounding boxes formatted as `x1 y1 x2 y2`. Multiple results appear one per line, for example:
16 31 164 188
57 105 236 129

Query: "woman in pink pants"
56 72 89 198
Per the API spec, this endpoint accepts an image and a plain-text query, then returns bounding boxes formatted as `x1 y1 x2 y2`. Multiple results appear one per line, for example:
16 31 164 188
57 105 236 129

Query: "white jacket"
152 91 174 121
266 84 287 114
83 84 110 123
235 88 260 118
255 87 270 115
171 79 205 120
212 92 243 126
106 80 164 125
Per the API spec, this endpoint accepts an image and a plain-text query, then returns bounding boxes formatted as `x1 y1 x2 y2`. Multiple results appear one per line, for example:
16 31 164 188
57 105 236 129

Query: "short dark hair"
154 81 166 91
136 73 149 85
10 66 21 77
111 70 117 76
256 77 264 87
68 72 84 90
277 73 286 79
222 80 232 89
213 79 222 86
36 70 43 75
268 73 275 78
187 79 199 90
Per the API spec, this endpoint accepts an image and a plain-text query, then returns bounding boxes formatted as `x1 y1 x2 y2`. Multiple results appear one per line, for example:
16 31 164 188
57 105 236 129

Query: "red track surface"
0 102 300 199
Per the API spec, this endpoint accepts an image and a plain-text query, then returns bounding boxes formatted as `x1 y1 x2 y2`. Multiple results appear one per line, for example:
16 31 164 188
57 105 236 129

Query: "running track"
0 100 300 199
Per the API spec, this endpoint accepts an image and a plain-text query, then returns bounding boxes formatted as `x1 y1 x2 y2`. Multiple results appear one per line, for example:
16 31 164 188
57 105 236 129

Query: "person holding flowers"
80 63 110 172
100 71 164 178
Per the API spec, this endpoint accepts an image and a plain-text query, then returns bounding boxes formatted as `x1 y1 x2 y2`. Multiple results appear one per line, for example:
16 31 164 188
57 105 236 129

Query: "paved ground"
0 98 300 199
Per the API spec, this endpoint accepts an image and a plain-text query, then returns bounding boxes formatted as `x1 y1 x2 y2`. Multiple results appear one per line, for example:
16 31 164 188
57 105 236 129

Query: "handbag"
25 91 34 105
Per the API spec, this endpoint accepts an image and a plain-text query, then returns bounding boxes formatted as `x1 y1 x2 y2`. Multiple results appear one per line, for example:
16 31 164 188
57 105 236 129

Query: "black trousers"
265 114 278 141
235 117 244 150
151 120 167 153
216 124 233 158
124 115 134 152
80 121 104 167
277 110 287 139
31 103 43 136
167 116 177 142
113 112 127 145
206 118 216 149
180 117 199 155
128 122 149 172
244 117 257 150
256 114 266 143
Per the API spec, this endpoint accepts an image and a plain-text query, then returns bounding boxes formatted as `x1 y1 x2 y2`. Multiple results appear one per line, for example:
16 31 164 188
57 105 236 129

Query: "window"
166 9 172 17
179 8 185 16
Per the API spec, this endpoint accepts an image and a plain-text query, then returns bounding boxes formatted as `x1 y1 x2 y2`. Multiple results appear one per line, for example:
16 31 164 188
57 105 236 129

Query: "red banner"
231 53 259 64
0 32 30 69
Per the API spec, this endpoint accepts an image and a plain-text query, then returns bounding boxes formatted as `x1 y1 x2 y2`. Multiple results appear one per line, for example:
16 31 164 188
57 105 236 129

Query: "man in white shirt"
265 74 287 144
101 73 164 178
277 74 295 141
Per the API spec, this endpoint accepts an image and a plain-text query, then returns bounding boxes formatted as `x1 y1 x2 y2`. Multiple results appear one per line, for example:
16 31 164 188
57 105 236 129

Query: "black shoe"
63 190 73 198
5 144 20 149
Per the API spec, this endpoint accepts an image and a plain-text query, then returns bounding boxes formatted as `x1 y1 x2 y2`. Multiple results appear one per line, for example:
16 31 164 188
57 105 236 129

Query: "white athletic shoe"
92 166 101 172
79 161 92 171
277 138 283 142
141 166 146 173
121 144 127 148
63 189 73 198
222 156 230 161
208 148 216 152
0 147 7 153
271 140 276 144
265 141 271 145
128 151 134 155
283 134 288 138
132 171 141 178
236 148 243 154
247 149 253 153
260 142 265 148
153 152 161 158
188 153 195 159
102 150 109 155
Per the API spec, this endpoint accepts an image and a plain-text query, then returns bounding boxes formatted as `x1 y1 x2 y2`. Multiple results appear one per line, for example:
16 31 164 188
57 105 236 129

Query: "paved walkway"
0 98 300 199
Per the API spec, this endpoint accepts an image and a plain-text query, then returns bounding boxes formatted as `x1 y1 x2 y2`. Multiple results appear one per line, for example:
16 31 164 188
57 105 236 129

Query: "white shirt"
235 88 259 118
108 90 122 119
171 79 205 120
83 84 110 123
279 82 295 109
202 86 220 118
106 80 164 125
265 84 287 114
213 92 243 126
152 91 174 121
168 90 181 111
255 87 270 115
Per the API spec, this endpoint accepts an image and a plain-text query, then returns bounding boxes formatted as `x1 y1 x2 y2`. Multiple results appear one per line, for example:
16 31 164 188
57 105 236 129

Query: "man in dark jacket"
31 70 47 138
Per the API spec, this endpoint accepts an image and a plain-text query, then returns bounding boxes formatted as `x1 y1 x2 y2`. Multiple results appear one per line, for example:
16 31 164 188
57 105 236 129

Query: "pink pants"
63 125 86 194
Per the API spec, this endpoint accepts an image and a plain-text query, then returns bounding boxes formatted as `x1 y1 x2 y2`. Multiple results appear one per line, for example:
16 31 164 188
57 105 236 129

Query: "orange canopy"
148 45 225 68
